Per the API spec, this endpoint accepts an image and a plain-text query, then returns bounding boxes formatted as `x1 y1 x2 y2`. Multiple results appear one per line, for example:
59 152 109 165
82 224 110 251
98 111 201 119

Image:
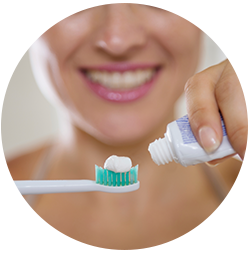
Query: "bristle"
121 173 125 186
108 170 112 186
112 172 116 186
134 165 138 183
104 169 107 185
126 172 129 185
95 165 138 186
130 168 134 184
100 168 104 185
95 165 100 183
117 173 121 186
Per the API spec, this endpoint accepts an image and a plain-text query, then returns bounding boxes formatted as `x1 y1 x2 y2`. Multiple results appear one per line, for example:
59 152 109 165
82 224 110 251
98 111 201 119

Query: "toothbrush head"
95 165 139 193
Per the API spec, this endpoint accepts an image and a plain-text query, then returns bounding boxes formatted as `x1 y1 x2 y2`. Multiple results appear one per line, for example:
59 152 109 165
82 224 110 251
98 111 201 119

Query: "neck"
48 112 206 206
52 111 184 185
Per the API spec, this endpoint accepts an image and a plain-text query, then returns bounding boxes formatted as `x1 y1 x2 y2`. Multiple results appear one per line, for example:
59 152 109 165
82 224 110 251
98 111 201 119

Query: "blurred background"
1 33 226 160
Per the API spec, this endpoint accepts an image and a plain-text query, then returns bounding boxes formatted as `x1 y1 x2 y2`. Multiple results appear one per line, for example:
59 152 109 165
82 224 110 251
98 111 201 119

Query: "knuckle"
184 73 215 96
184 77 194 94
188 106 208 130
184 75 201 93
216 72 240 102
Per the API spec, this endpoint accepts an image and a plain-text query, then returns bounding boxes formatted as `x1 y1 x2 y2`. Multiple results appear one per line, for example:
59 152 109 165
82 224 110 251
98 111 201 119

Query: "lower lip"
79 70 160 103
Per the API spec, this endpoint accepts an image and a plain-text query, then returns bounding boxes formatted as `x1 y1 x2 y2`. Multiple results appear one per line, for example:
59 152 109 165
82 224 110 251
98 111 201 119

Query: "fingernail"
199 126 220 153
243 151 248 180
205 162 219 167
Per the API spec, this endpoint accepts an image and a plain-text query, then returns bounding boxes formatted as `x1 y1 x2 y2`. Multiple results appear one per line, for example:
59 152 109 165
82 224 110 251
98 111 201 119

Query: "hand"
184 59 247 163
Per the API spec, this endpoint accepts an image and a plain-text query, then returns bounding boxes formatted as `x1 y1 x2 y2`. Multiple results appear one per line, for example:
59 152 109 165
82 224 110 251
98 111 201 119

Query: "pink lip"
79 63 161 103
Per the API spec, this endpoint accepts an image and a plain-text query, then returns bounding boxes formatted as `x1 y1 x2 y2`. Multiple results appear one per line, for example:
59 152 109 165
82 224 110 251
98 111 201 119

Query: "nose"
94 4 147 57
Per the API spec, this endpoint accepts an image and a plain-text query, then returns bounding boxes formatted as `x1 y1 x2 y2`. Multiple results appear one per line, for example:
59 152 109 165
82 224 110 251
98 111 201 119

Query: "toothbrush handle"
14 180 98 195
14 180 140 194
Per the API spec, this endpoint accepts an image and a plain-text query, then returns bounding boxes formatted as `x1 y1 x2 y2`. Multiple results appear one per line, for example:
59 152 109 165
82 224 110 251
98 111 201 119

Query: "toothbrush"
14 165 139 195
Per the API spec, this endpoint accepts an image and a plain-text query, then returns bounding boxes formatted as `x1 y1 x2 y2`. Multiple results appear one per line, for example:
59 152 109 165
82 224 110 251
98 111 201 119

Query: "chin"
72 111 153 146
94 126 149 147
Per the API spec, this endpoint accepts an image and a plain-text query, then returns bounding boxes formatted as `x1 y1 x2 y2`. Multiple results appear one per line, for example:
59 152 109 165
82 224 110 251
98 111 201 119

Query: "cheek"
42 11 96 63
151 15 201 60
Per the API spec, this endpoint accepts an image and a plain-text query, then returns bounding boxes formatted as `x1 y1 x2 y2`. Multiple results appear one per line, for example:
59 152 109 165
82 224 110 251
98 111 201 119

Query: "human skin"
9 3 247 249
29 5 247 156
172 8 250 168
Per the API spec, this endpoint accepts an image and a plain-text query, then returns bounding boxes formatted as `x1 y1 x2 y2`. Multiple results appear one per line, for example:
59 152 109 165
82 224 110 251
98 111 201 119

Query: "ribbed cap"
148 137 173 165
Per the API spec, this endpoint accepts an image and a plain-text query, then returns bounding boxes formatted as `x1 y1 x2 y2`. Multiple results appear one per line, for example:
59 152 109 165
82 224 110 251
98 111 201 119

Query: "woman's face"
30 4 201 146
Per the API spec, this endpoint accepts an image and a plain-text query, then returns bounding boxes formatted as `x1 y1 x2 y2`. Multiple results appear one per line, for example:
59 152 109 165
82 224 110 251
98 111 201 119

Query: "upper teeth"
86 69 155 89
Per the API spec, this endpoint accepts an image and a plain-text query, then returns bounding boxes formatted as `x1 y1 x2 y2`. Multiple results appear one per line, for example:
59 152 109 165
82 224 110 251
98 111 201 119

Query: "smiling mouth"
79 64 161 102
84 68 157 90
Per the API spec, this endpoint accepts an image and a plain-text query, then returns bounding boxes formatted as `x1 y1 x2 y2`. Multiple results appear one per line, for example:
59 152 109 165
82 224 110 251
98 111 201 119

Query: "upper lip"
79 62 161 72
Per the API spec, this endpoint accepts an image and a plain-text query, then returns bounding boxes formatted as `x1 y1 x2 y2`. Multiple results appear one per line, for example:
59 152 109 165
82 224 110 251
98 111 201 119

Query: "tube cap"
148 137 173 165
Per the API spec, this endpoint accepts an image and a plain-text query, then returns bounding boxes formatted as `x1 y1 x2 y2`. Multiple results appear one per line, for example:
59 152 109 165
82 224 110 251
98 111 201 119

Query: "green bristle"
130 167 134 184
117 173 121 186
99 167 104 185
95 165 100 183
95 165 138 187
126 172 129 185
108 170 112 186
121 173 125 186
134 165 138 183
103 169 108 185
112 172 116 186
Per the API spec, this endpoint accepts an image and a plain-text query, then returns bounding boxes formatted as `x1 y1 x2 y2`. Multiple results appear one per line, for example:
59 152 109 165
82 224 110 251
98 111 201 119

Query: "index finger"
184 62 226 153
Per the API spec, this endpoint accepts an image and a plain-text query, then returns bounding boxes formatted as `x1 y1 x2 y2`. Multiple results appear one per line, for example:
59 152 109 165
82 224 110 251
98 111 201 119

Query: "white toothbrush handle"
14 180 140 194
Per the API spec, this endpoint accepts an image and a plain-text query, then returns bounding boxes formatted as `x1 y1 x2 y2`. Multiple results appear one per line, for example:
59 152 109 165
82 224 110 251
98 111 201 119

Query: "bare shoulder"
7 144 51 180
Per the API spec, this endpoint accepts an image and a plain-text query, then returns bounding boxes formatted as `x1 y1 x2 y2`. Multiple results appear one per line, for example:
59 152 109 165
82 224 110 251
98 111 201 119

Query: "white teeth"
111 72 121 88
86 69 155 89
136 70 145 85
123 71 135 88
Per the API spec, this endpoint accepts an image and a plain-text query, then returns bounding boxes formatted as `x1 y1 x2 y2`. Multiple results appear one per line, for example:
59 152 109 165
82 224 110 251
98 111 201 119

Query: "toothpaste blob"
104 155 132 173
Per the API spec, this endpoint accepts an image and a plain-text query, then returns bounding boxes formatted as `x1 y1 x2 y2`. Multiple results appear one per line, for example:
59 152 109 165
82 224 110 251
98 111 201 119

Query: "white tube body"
149 114 235 167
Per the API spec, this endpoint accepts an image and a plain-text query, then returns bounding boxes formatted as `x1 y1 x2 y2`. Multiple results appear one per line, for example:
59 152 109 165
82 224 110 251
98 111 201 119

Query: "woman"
8 4 247 249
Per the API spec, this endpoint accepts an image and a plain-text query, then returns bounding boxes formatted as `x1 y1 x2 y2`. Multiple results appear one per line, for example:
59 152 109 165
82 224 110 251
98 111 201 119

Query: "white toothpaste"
104 155 132 173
